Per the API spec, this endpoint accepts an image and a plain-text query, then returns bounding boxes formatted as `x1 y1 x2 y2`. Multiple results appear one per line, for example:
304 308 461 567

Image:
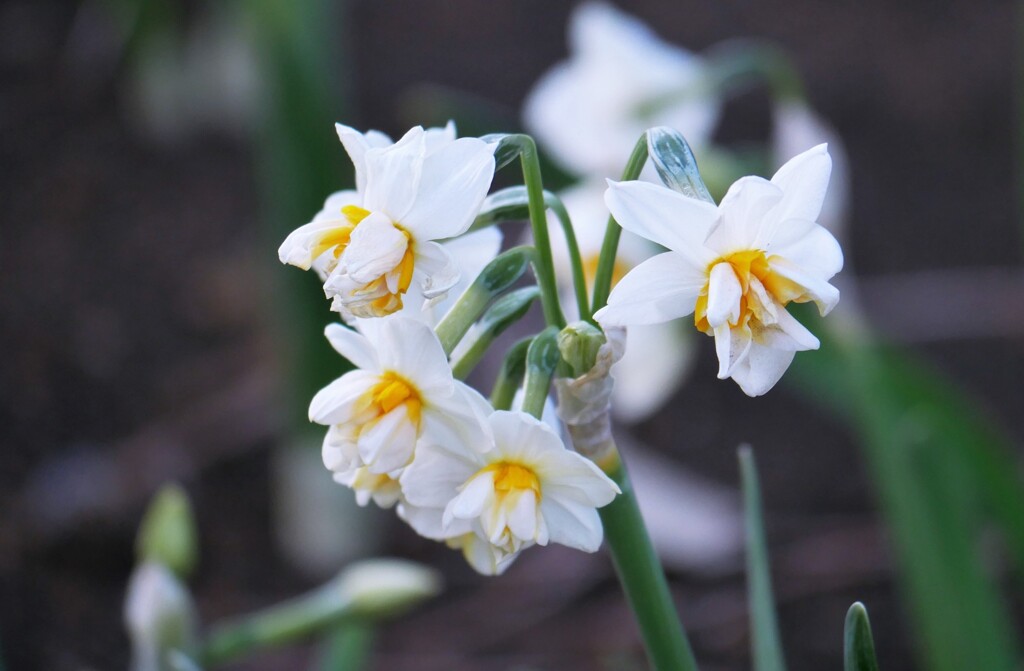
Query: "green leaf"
844 602 880 671
434 246 535 354
449 287 540 379
646 127 715 204
789 317 1023 671
136 484 198 578
738 447 788 671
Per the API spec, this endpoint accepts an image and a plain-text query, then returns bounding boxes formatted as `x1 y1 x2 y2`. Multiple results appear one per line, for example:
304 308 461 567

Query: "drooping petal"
768 257 841 315
362 126 427 221
760 303 821 351
401 442 481 509
604 180 719 266
505 490 541 543
414 241 461 300
727 341 797 397
705 262 743 328
445 472 496 526
769 143 831 229
594 252 706 326
539 496 604 553
357 405 418 474
713 323 753 380
535 453 620 507
401 137 496 240
324 323 380 371
398 502 473 540
340 213 409 284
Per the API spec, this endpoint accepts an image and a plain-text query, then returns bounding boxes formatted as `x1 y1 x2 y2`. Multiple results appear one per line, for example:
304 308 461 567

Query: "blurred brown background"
1 0 1020 669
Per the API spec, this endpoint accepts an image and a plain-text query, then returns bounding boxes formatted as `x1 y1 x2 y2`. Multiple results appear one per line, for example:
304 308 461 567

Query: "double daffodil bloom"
311 317 491 500
400 411 620 574
279 124 496 319
595 144 842 396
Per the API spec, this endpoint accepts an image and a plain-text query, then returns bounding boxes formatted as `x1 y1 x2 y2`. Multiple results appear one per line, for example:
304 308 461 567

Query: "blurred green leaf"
137 484 198 578
789 315 1023 671
246 0 354 430
738 447 788 671
315 623 373 671
844 602 880 671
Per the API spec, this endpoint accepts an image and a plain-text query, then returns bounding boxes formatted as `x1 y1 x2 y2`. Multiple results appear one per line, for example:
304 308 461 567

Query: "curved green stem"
510 135 566 328
591 136 649 315
601 456 699 671
545 193 591 321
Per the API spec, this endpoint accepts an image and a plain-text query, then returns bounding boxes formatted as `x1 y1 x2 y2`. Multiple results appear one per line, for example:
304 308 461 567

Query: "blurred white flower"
124 562 197 671
279 124 495 318
595 145 842 396
400 410 620 574
311 317 491 484
547 180 694 421
335 558 442 618
524 2 717 177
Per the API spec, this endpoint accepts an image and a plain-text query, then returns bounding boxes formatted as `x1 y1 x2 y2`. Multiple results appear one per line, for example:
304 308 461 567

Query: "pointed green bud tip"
844 601 880 671
558 321 606 377
337 559 442 620
477 246 533 294
137 484 198 579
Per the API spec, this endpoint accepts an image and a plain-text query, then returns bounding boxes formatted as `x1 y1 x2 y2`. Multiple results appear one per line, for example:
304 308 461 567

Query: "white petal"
358 406 418 474
423 120 458 154
770 143 831 227
308 371 378 424
398 502 472 540
604 180 719 265
595 252 706 327
278 218 347 269
705 177 783 254
506 491 540 542
727 341 796 397
401 137 496 239
362 127 426 221
705 262 743 328
769 257 841 315
762 305 821 351
401 442 481 508
414 241 460 300
713 323 753 380
767 219 844 280
540 497 604 552
536 452 620 507
459 534 511 576
446 472 495 523
336 124 393 193
341 213 408 283
488 411 562 462
374 317 453 396
323 323 379 371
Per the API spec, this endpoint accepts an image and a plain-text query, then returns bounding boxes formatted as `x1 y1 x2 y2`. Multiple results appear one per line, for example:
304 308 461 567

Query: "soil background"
1 1 1021 670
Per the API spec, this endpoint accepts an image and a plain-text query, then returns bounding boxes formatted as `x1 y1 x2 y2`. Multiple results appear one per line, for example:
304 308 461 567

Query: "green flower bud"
557 321 607 378
136 484 198 579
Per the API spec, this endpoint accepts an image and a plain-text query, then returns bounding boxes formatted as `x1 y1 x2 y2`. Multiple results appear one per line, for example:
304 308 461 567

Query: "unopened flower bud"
124 562 198 671
336 558 442 619
557 321 606 377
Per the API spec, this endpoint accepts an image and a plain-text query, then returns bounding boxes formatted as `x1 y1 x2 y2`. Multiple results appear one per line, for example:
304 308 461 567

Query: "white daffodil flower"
523 2 717 177
594 145 842 397
546 180 694 422
311 316 491 493
400 411 620 574
279 123 496 319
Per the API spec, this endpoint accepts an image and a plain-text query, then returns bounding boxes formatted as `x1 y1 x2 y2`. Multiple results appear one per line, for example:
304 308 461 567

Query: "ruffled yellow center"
694 249 806 334
485 462 541 498
311 205 370 261
364 372 422 425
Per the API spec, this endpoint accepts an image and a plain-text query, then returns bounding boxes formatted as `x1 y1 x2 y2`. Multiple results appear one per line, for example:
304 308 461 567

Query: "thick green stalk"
601 459 698 671
512 136 566 328
591 136 649 314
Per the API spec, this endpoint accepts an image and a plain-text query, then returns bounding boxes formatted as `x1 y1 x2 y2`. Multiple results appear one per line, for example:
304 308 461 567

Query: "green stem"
591 135 649 315
200 581 351 667
546 194 591 321
601 458 698 671
512 135 566 328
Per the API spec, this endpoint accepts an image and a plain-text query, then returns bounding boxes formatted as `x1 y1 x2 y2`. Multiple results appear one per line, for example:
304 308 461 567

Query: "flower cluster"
279 109 840 569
